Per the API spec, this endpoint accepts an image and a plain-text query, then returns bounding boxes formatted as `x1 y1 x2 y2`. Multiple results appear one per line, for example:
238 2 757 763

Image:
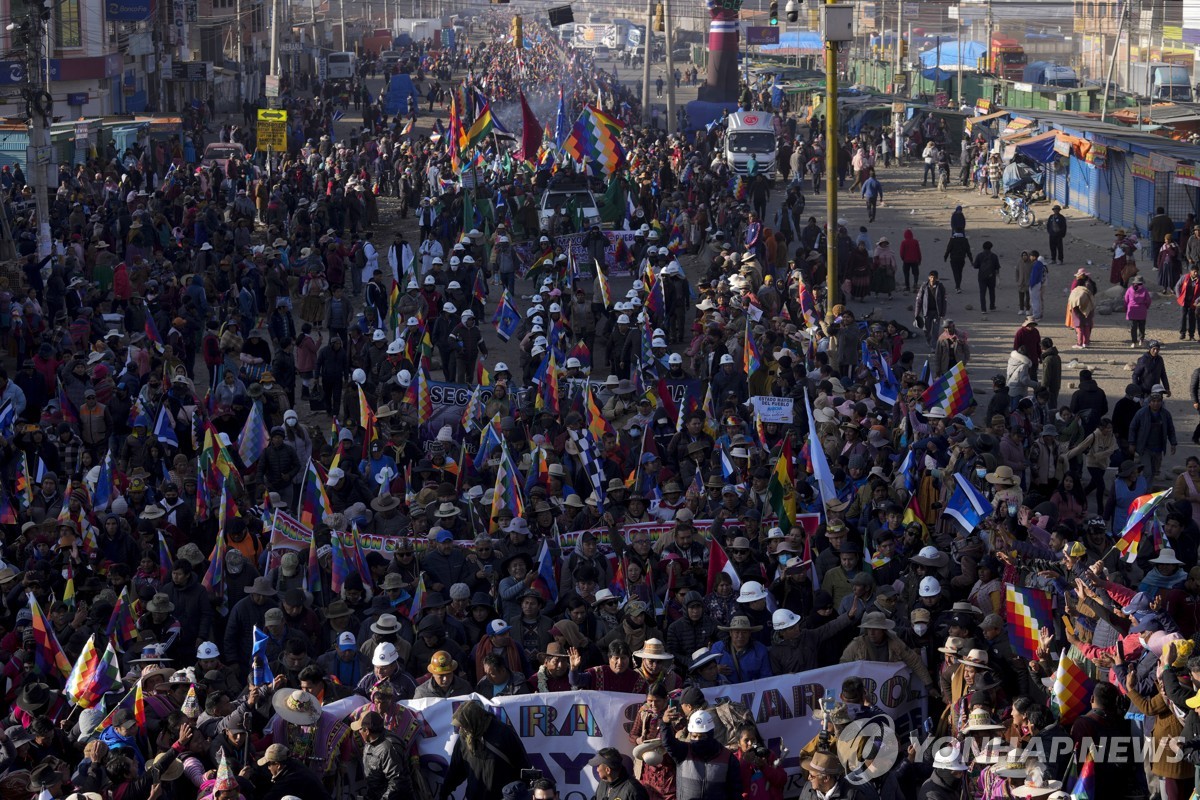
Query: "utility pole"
340 0 347 51
641 0 653 118
268 0 279 79
985 0 993 74
236 0 245 101
893 0 902 85
17 4 52 259
955 6 963 107
893 0 902 162
664 0 677 134
1101 0 1128 121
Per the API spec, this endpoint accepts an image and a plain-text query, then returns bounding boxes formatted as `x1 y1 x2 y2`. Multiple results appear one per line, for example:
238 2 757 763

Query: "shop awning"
1014 130 1060 163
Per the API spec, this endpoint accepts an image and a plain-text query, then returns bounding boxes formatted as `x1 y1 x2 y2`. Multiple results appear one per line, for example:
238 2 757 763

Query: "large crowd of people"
0 11 1194 800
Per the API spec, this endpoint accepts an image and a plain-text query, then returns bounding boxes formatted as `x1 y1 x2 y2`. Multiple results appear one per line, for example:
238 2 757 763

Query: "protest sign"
514 230 641 277
400 663 925 799
752 396 795 424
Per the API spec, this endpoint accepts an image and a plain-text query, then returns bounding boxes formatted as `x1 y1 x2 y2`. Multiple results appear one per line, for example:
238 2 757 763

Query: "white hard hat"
720 354 734 365
494 362 510 373
617 314 631 325
386 339 403 355
406 316 420 327
443 302 458 315
447 280 461 290
372 642 399 666
396 370 412 387
449 256 461 267
771 609 801 631
633 280 644 291
463 255 475 264
919 576 942 598
652 338 667 348
196 642 220 659
687 710 716 734
668 353 683 365
566 357 582 369
532 345 546 356
372 329 386 341
424 275 435 285
549 303 561 313
532 294 544 304
352 368 366 384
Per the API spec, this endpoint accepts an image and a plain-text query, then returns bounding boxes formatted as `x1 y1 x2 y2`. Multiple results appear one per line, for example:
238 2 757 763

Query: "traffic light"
785 0 798 21
769 0 778 25
654 3 665 32
512 15 522 47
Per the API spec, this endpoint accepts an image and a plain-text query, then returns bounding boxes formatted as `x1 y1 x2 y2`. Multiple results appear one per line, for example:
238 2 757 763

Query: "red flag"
706 538 742 593
517 91 543 164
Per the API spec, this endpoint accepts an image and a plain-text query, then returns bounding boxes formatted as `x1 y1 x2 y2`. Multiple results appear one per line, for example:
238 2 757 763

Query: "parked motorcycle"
1001 194 1037 228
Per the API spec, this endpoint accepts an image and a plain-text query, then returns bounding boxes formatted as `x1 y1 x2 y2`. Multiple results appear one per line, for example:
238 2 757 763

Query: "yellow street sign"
256 108 288 151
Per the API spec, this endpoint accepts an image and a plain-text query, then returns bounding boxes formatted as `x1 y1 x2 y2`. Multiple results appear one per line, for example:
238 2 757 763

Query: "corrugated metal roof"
1003 107 1200 162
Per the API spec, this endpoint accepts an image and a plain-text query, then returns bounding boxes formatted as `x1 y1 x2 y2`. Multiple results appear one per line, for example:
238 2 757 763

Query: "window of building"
57 0 81 47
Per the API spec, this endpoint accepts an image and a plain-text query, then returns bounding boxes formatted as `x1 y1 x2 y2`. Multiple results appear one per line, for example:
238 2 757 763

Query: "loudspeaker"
548 5 574 26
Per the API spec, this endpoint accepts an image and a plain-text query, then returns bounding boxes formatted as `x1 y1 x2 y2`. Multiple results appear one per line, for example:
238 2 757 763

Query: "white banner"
397 663 925 799
752 396 795 423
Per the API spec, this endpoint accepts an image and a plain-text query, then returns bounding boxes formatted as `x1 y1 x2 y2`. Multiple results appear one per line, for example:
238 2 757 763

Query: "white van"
326 51 357 81
724 110 777 176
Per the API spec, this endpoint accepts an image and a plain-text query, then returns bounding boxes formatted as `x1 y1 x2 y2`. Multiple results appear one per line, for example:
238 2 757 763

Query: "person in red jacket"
899 229 923 294
731 724 786 800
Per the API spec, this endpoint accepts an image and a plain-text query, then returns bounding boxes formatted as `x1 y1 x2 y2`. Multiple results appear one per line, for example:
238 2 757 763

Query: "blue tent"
759 31 824 52
383 74 422 116
918 40 986 81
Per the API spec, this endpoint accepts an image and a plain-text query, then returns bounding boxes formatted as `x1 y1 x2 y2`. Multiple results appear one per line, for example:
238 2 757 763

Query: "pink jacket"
295 331 322 372
1125 285 1152 320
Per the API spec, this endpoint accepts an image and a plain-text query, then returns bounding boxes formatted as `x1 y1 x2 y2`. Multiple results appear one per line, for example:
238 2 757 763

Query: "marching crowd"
0 12 1196 800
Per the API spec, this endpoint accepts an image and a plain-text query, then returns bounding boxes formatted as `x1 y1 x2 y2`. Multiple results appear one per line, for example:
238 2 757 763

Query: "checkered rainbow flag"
1051 651 1094 725
1006 583 1054 661
562 105 626 177
920 361 973 418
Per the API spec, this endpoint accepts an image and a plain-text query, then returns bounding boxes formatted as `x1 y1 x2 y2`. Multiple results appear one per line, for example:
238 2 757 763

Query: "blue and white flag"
803 390 837 506
0 401 14 439
251 625 274 686
153 404 179 448
945 473 994 532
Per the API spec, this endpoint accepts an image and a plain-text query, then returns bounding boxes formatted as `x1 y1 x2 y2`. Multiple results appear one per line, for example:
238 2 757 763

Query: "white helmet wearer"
668 353 683 365
494 362 510 373
352 368 366 385
617 314 631 325
444 302 458 315
396 370 412 387
919 576 942 597
687 710 716 734
771 609 801 631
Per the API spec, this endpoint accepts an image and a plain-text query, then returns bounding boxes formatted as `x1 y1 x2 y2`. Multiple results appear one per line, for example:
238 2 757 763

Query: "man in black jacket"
353 712 413 800
971 241 1000 315
1046 204 1068 264
253 744 331 800
589 748 649 800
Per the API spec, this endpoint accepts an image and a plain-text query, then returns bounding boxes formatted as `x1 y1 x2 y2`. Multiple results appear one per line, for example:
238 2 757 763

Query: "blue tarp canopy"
1014 130 1059 163
759 31 824 52
918 40 986 81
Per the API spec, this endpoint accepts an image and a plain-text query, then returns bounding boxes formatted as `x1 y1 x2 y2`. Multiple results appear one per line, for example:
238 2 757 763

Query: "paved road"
330 60 1198 488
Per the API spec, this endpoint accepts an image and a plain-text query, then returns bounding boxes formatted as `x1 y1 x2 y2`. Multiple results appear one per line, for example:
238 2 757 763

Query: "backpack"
711 698 755 747
353 242 367 271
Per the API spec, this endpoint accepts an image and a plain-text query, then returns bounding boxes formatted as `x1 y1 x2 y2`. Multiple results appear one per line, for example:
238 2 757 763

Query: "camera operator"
730 724 785 798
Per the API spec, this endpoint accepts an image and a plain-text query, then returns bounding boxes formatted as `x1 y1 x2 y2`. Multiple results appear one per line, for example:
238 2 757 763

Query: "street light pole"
824 1 839 319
